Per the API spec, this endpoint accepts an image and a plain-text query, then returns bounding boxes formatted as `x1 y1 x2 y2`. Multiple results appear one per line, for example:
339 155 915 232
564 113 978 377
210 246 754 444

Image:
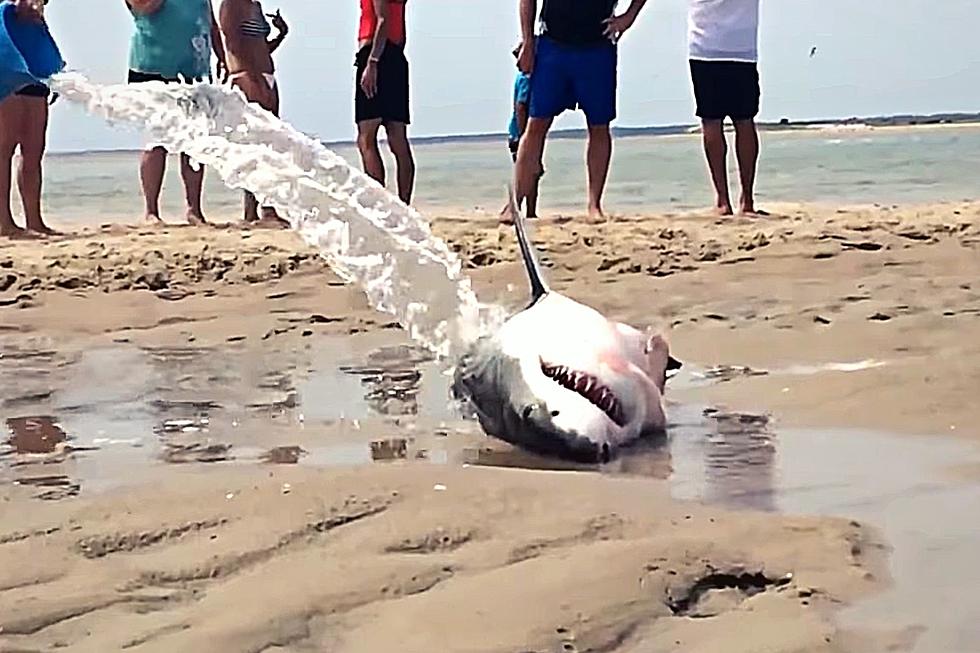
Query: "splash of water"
49 72 505 360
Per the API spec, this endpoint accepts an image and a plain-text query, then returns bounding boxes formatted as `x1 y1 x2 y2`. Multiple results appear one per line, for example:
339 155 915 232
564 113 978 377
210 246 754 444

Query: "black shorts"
354 42 410 125
15 83 50 98
689 59 760 122
127 70 205 84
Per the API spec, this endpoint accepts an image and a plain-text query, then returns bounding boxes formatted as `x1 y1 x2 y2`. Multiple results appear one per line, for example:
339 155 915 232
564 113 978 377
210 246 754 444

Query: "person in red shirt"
355 0 415 205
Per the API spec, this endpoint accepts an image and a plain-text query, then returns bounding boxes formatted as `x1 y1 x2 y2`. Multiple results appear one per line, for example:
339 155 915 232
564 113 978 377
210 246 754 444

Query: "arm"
359 0 388 98
603 0 648 40
519 0 535 43
13 0 45 23
267 10 288 53
517 0 536 74
367 0 388 63
126 0 165 16
208 1 227 77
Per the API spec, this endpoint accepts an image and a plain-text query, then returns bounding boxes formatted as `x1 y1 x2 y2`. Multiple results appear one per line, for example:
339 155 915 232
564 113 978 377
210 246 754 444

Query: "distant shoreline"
49 112 980 156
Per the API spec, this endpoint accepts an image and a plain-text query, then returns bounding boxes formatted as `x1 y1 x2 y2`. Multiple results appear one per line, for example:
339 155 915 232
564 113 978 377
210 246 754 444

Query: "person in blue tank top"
124 0 226 226
0 0 58 238
513 0 649 223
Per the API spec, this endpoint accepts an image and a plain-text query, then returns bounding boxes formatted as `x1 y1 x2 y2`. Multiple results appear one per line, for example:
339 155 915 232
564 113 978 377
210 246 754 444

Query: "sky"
42 0 980 153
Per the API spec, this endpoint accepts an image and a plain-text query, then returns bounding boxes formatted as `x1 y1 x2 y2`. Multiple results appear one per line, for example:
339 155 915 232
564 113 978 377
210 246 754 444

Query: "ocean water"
22 124 980 226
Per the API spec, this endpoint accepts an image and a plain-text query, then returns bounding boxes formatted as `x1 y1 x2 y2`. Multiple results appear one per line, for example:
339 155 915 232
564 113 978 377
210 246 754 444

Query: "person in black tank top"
540 0 618 45
511 0 647 222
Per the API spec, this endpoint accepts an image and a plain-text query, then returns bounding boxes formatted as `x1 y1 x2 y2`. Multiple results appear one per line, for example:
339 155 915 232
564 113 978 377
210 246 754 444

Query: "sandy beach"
2 200 980 652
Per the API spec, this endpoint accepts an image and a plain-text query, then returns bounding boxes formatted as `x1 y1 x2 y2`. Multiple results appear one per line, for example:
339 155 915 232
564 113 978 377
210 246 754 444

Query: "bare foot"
26 223 63 237
1 224 39 240
144 213 167 227
186 210 209 226
739 195 770 217
715 203 735 216
245 215 291 230
585 207 609 224
739 205 771 217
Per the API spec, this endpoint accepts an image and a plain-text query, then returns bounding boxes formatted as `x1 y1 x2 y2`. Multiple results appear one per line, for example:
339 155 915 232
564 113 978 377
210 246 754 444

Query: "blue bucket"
0 2 65 102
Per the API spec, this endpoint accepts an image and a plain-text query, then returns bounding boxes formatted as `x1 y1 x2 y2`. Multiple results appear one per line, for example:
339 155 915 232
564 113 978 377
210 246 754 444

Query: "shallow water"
27 126 980 228
2 331 979 652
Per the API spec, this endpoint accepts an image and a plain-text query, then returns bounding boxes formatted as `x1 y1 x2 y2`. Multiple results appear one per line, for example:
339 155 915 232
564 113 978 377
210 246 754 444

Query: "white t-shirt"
688 0 760 62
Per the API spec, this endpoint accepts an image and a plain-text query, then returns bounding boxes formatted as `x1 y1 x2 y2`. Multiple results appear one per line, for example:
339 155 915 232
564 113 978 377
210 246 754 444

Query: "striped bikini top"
240 6 271 39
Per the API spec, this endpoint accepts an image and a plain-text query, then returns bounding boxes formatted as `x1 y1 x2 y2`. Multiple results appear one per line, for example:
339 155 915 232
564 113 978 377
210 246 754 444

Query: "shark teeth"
540 360 625 427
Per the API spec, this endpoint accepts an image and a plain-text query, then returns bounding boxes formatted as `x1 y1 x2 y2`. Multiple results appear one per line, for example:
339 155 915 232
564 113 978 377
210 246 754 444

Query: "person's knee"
525 119 551 139
143 146 167 163
357 131 380 156
702 119 725 133
18 141 44 167
733 119 758 135
386 131 413 159
587 124 611 140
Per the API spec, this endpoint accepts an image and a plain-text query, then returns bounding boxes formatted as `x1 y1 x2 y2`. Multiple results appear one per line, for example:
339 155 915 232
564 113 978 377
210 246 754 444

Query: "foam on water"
49 72 505 359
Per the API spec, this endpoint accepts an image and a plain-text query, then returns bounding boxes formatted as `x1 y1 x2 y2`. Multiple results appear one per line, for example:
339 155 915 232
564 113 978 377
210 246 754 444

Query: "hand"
266 9 288 34
603 10 637 42
13 0 44 23
360 61 379 98
517 39 535 75
216 59 229 84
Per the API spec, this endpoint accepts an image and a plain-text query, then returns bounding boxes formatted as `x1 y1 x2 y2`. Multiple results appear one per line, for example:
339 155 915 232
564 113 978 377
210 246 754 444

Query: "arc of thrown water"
50 72 506 360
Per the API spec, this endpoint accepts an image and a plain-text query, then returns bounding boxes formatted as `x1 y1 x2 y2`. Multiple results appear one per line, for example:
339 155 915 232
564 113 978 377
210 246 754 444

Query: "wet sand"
2 200 980 651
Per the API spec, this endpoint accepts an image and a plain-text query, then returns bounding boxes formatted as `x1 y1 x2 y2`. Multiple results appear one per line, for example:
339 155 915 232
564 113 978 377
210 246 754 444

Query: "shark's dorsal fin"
507 185 549 303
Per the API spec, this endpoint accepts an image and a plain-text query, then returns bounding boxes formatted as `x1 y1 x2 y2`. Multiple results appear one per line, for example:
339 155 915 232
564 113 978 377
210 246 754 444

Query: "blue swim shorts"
529 35 617 126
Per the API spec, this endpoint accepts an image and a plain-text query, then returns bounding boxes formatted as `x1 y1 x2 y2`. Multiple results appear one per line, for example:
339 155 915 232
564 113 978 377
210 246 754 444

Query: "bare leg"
525 173 540 219
18 96 56 235
179 153 207 225
256 83 288 227
733 119 762 215
0 98 26 238
701 119 732 215
357 119 385 188
511 117 552 224
229 72 285 226
140 146 168 224
586 124 612 220
384 121 415 205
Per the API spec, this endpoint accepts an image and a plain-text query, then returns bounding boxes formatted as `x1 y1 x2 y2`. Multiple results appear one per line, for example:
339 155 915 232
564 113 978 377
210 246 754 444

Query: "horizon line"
47 110 980 156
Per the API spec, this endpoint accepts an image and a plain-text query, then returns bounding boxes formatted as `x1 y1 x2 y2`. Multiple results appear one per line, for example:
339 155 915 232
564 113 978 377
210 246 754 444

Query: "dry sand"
2 200 980 652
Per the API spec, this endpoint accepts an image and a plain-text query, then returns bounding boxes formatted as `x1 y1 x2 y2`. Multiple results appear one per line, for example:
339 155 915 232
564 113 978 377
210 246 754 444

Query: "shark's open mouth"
540 360 626 427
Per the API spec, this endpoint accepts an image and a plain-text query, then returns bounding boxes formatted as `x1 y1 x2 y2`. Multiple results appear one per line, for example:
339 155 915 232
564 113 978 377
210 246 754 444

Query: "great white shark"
452 193 681 463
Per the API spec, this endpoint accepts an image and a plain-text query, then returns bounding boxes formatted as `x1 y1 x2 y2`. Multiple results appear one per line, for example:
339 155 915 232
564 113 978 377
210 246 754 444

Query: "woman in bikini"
218 0 288 226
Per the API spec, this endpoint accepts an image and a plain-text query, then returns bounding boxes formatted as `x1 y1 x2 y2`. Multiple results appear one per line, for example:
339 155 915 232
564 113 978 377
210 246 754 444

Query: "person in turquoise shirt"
125 0 225 226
